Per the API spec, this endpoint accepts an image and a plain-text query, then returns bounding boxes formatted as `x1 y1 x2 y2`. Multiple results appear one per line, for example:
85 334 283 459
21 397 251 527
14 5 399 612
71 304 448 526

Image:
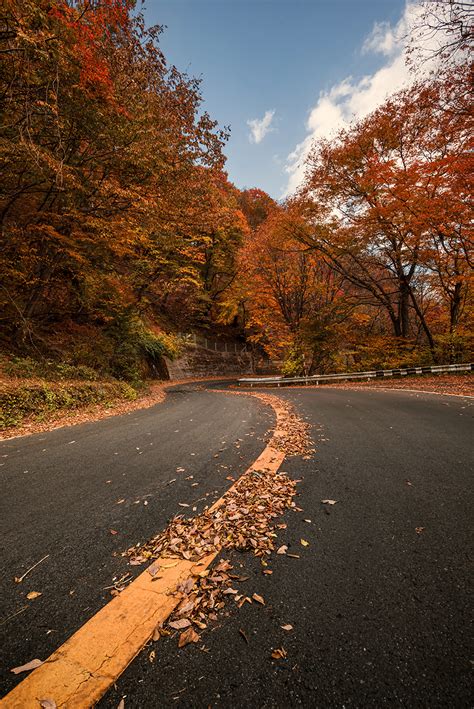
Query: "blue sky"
143 0 414 198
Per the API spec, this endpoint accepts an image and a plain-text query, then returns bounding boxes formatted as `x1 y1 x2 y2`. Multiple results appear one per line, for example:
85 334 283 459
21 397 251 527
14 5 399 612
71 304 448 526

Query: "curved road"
1 383 472 707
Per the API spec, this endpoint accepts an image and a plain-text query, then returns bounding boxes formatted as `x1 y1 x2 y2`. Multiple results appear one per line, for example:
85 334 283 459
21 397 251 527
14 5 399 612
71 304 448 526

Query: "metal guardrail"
238 362 473 387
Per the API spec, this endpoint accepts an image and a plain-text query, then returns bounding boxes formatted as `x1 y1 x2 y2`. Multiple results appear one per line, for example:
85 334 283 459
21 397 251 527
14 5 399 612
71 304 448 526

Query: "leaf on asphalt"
116 499 125 504
178 627 200 648
39 700 57 709
149 650 155 663
276 545 288 555
252 593 265 605
178 503 190 508
239 628 249 644
109 529 118 535
415 527 425 535
271 647 287 660
26 591 42 600
405 480 413 487
300 539 309 547
169 618 192 630
152 625 161 641
162 561 179 569
281 624 293 631
321 499 337 505
117 700 125 709
304 519 312 523
11 658 43 674
263 569 273 575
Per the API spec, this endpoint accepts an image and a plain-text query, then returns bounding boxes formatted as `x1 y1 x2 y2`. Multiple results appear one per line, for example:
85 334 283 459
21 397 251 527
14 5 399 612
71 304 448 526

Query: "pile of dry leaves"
224 389 314 457
126 465 299 647
124 390 314 649
253 392 314 457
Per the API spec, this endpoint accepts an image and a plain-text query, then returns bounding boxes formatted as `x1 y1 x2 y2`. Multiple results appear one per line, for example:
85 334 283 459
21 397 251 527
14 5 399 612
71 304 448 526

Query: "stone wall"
164 344 254 379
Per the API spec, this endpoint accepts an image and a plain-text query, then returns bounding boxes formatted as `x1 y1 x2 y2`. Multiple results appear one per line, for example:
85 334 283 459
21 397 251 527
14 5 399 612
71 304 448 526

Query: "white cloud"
247 109 275 144
283 1 442 197
362 20 400 56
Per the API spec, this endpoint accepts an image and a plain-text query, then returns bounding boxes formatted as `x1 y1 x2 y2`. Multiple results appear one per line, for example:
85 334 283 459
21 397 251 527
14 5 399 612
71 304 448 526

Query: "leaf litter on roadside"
123 392 314 650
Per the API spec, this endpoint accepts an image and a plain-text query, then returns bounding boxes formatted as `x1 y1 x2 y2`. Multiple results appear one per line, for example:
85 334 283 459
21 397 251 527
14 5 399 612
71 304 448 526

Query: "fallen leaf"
152 626 161 641
300 539 310 547
149 650 155 663
162 561 179 569
252 593 265 605
39 700 57 709
178 503 190 508
263 570 273 575
304 519 312 523
116 499 125 504
271 647 287 660
321 499 337 505
26 591 42 600
405 480 413 487
239 628 249 644
415 527 425 535
281 624 293 631
169 618 192 630
178 627 200 648
117 700 125 709
147 561 161 577
276 545 288 555
11 658 43 674
110 529 118 535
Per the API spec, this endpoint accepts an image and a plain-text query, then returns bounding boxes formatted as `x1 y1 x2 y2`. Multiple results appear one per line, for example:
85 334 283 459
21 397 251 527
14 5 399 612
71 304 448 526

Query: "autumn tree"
409 0 474 66
298 64 473 362
0 1 228 370
230 205 352 374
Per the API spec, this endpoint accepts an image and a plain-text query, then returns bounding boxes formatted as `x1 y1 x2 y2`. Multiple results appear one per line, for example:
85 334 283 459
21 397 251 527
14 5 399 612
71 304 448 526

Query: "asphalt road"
0 384 272 697
1 384 473 707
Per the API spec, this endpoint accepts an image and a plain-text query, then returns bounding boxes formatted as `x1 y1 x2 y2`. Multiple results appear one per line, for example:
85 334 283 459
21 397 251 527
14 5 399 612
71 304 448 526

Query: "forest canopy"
1 0 472 381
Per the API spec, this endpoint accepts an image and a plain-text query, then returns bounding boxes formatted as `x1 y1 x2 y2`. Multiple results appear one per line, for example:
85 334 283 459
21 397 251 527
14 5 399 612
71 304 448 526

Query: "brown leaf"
276 545 288 555
39 700 57 709
281 624 293 631
271 647 287 660
152 625 161 641
415 526 425 535
11 658 43 674
300 539 309 547
109 529 118 535
321 499 337 505
178 627 200 648
239 628 249 644
26 591 42 600
169 618 192 630
117 700 125 709
252 593 265 605
147 561 161 577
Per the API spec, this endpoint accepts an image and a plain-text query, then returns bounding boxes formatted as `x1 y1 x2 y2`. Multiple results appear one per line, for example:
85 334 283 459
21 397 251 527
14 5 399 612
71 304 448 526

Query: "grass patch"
0 378 137 430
